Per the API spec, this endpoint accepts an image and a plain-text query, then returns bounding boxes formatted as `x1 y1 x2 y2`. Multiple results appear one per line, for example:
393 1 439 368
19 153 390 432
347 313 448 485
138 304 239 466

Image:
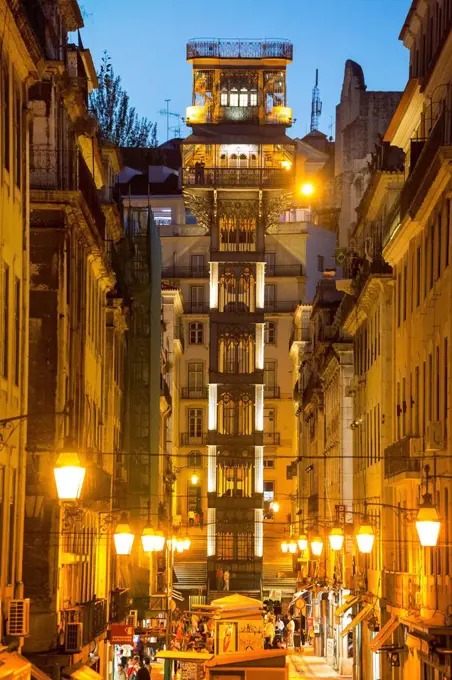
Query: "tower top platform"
186 39 293 62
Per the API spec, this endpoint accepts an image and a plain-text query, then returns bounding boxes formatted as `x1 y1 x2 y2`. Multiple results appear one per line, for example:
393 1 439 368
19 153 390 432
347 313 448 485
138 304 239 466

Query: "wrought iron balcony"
289 324 310 348
180 432 208 446
60 598 108 646
181 386 208 399
174 322 185 351
265 301 299 313
183 167 293 188
264 386 280 398
263 432 280 445
384 437 422 480
110 588 130 623
186 38 293 61
400 109 452 222
265 265 304 277
184 303 210 314
162 266 209 279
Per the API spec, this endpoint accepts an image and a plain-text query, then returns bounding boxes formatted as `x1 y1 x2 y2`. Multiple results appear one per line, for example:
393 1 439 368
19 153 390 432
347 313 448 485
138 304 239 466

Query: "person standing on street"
223 568 230 591
216 566 224 590
286 617 295 648
136 659 151 680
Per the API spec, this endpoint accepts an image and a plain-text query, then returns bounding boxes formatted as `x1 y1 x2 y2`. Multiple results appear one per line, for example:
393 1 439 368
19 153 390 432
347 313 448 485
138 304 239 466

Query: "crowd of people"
170 611 215 653
116 656 153 680
263 613 304 649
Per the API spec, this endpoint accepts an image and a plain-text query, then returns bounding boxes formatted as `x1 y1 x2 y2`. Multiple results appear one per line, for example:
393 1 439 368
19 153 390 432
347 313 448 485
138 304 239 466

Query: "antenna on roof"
158 99 182 141
310 69 322 132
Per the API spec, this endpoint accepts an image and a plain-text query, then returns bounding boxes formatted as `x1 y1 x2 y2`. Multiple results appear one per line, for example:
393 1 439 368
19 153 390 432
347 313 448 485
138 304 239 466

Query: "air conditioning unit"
65 622 83 652
126 610 138 627
7 599 30 637
425 422 445 451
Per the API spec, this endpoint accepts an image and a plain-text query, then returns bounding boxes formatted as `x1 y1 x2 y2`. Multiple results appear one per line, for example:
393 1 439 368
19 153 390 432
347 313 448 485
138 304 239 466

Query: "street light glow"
54 450 86 501
329 526 344 551
356 522 375 554
300 182 315 197
416 496 441 547
114 517 135 555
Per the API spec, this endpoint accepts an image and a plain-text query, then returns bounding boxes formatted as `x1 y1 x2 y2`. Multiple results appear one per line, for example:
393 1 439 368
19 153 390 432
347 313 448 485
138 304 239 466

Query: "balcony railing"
110 588 130 623
180 433 208 446
289 324 310 348
184 303 210 314
384 437 421 479
183 167 293 188
264 386 280 398
79 156 106 236
265 265 304 277
400 108 452 222
263 432 280 445
162 266 209 279
30 146 78 191
383 571 419 610
186 38 293 61
265 301 298 313
174 322 185 351
181 387 208 399
60 599 108 646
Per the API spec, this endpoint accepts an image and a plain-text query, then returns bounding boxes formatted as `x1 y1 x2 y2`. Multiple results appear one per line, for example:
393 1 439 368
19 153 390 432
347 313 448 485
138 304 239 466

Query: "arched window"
220 89 228 106
218 393 237 435
188 450 202 468
229 88 239 107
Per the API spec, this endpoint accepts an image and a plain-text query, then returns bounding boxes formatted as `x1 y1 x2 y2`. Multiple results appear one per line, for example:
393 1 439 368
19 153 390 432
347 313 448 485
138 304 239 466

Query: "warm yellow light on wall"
288 540 297 554
300 182 315 197
281 160 292 170
281 541 289 553
270 501 280 513
416 495 441 547
114 515 135 555
271 106 293 124
329 526 344 551
191 473 199 485
54 449 85 501
182 536 191 550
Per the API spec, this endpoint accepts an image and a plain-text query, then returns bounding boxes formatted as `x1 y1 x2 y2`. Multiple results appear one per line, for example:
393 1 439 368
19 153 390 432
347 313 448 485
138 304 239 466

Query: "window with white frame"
189 322 204 345
188 408 203 438
265 321 276 344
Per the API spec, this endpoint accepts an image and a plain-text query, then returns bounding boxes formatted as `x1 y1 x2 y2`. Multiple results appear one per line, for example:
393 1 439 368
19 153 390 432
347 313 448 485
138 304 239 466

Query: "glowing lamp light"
141 525 157 553
288 540 297 554
297 534 308 551
191 473 199 485
176 540 185 553
281 160 292 171
356 521 375 554
153 531 166 552
416 495 441 547
114 516 135 556
182 536 191 551
329 526 344 551
281 541 289 553
300 182 315 198
167 536 179 552
311 536 324 556
270 501 280 513
54 449 85 501
186 105 205 124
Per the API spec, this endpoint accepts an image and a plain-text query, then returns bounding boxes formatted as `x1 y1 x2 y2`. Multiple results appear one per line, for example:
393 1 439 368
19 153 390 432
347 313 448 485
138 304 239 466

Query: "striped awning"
341 604 373 637
370 615 400 652
335 595 360 618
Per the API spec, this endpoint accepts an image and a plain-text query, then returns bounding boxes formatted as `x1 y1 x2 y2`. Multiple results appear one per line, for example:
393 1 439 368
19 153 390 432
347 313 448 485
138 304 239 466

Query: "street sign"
110 623 134 644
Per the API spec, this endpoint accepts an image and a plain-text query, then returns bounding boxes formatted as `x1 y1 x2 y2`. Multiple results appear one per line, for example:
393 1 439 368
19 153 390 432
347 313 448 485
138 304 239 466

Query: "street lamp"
54 442 85 501
297 534 308 551
270 500 280 513
416 494 440 547
190 473 199 485
416 465 441 547
114 514 135 555
310 535 324 556
356 519 375 554
329 526 344 551
300 182 315 197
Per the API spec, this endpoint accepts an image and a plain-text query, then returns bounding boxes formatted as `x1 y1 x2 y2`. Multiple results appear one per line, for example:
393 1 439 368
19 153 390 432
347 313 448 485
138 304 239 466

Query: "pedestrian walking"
199 508 204 528
188 509 195 527
286 616 295 648
223 568 230 591
136 659 151 680
216 565 224 590
116 664 127 680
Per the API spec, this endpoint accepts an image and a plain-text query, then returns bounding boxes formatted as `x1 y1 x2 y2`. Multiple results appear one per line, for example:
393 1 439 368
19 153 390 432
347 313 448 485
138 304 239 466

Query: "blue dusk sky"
78 0 411 143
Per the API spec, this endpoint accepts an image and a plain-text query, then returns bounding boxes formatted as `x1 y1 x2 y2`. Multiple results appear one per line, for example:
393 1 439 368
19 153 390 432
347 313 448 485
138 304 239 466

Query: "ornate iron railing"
181 387 208 399
187 39 293 60
263 432 280 445
384 438 421 479
183 167 293 188
180 433 208 445
264 386 280 398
